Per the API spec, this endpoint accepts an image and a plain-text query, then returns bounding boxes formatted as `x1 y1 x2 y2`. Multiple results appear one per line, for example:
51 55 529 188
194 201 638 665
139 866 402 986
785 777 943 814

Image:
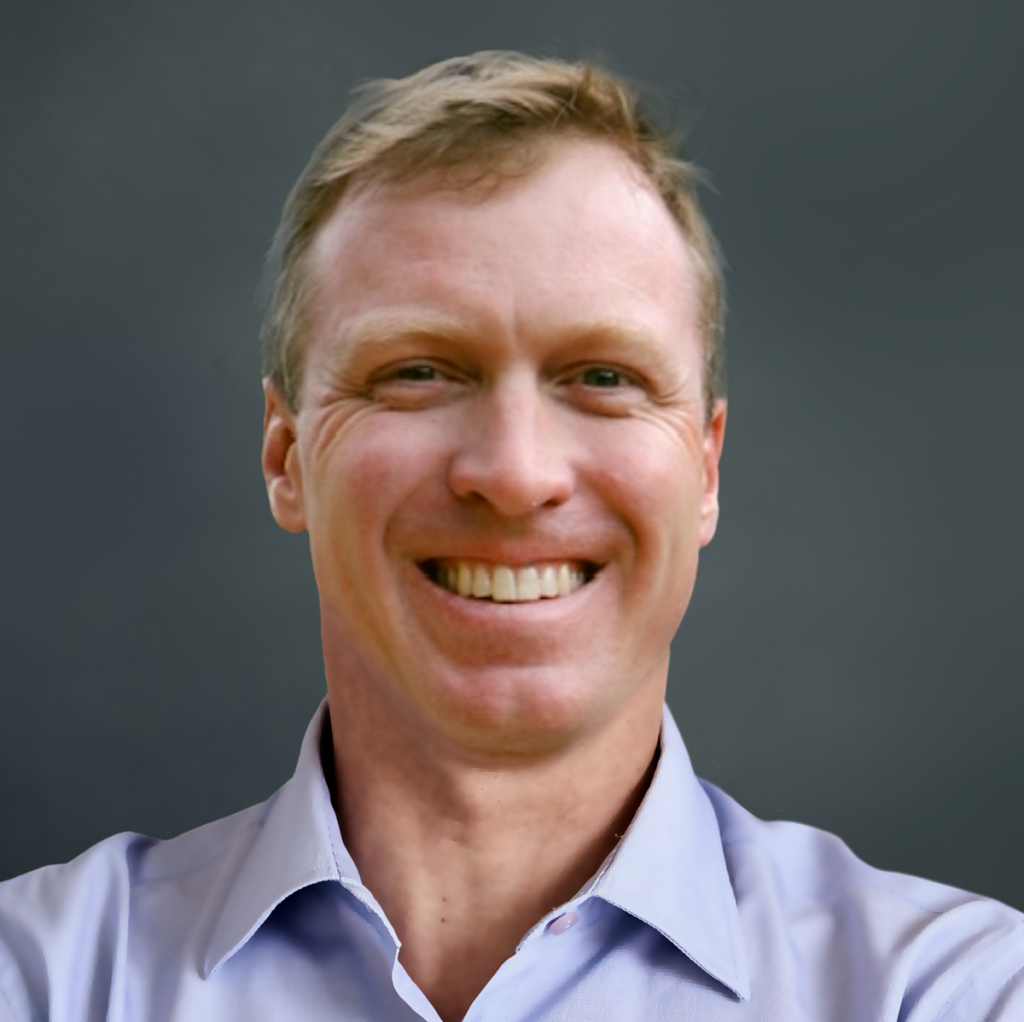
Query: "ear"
262 379 307 533
698 398 727 548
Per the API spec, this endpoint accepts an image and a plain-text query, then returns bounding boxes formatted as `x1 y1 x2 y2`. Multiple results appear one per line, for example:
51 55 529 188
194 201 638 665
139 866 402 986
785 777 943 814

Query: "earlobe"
262 379 307 534
698 399 727 547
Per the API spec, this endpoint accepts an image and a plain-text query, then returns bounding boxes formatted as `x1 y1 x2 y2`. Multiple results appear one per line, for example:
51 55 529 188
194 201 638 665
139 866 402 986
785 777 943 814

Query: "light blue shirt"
1 701 1022 1021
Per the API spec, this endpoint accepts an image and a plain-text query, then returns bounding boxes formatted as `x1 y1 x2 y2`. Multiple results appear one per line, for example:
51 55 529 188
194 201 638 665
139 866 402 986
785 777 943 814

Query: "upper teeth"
436 562 586 602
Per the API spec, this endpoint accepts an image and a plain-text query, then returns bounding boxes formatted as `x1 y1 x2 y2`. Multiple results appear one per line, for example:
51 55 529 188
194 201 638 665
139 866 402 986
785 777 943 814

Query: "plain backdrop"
2 0 1022 909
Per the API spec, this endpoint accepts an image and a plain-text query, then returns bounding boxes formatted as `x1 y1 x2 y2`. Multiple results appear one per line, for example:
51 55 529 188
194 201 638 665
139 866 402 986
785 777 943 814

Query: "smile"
421 560 596 602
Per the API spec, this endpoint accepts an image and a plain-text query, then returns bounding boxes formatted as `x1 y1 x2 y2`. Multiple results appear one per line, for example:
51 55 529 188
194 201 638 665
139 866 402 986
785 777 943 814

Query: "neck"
324 662 665 1022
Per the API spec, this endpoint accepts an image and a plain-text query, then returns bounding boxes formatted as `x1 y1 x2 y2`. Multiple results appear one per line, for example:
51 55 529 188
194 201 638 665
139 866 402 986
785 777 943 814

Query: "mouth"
420 559 599 603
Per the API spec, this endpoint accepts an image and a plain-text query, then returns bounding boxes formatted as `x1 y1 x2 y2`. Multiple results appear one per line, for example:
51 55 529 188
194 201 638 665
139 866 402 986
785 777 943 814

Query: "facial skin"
263 138 726 763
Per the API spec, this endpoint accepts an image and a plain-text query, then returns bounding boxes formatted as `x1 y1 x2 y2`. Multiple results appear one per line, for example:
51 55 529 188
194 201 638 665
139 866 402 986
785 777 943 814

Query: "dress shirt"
1 700 1022 1021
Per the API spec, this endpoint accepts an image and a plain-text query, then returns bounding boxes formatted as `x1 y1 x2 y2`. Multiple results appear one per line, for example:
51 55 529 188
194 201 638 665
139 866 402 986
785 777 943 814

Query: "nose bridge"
448 367 573 515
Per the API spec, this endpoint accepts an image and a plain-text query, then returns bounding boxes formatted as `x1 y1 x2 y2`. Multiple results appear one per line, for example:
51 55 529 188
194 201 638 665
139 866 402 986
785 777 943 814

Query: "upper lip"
407 528 612 579
418 555 601 573
408 537 608 569
421 554 597 568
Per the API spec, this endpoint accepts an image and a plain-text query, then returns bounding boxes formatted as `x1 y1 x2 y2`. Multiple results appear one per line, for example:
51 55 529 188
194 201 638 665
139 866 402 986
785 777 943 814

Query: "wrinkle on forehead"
300 138 706 416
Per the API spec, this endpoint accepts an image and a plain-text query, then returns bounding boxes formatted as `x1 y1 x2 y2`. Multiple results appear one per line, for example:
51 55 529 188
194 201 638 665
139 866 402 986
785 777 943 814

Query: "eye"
579 366 627 388
560 362 648 416
368 359 464 409
392 363 438 382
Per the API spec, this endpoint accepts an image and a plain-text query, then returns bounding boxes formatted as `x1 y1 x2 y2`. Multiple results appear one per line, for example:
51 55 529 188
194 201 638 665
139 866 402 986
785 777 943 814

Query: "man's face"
263 139 726 756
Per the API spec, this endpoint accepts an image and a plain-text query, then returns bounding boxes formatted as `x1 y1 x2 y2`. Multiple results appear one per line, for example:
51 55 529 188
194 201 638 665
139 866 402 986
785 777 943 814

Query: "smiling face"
262 139 726 758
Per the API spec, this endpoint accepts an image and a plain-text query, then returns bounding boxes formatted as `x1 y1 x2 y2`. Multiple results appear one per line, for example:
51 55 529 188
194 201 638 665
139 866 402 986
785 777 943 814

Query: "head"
260 53 728 762
260 51 725 420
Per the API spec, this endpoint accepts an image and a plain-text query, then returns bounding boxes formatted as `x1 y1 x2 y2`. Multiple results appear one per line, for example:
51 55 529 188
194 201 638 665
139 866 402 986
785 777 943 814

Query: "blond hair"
260 51 725 413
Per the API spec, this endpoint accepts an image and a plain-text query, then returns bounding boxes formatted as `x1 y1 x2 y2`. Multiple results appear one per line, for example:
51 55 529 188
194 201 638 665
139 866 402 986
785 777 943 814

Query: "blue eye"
581 367 624 388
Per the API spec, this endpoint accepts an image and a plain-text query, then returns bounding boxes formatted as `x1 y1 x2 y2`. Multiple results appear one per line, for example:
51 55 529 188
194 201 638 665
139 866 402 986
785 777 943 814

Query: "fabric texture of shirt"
1 701 1022 1021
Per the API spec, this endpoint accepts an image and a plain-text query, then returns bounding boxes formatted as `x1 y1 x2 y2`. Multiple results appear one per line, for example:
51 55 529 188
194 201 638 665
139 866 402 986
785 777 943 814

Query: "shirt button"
547 910 579 935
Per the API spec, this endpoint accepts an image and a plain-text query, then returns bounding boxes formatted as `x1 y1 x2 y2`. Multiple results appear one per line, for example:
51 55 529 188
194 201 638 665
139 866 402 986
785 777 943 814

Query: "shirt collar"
203 699 397 977
587 706 750 1000
202 701 749 1000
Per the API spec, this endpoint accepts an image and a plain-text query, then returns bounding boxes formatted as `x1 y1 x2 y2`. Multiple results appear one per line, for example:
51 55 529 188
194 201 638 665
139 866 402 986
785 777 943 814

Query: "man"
0 51 1021 1022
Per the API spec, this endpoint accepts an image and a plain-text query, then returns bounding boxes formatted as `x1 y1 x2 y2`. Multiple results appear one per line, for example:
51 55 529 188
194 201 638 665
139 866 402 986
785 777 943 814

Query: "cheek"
305 416 448 544
595 430 705 542
591 430 706 633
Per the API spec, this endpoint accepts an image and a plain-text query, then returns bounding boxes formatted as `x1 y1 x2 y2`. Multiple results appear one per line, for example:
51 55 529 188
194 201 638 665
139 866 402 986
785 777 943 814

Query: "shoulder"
0 798 274 1022
700 779 1024 1018
699 778 1022 923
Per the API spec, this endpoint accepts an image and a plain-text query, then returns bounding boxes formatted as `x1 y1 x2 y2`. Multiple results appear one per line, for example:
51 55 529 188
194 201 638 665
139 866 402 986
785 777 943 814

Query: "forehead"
304 139 701 363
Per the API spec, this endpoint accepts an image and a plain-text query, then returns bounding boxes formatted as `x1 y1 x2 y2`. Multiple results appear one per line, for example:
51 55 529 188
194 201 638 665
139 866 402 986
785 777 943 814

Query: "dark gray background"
2 0 1021 909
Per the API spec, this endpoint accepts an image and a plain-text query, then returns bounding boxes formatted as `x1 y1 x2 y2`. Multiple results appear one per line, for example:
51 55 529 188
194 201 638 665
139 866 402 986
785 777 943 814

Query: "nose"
447 373 574 517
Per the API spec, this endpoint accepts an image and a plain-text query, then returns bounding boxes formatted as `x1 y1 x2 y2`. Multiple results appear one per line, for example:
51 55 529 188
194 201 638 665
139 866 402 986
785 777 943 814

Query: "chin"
415 661 640 759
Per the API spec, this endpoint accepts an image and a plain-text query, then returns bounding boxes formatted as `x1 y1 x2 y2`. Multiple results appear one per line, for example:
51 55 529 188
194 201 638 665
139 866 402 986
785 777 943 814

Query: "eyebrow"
327 313 476 368
551 322 686 374
313 314 472 386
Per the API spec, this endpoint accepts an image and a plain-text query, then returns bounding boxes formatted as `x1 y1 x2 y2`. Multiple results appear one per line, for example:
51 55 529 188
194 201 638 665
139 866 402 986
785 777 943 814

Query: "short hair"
260 51 726 415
